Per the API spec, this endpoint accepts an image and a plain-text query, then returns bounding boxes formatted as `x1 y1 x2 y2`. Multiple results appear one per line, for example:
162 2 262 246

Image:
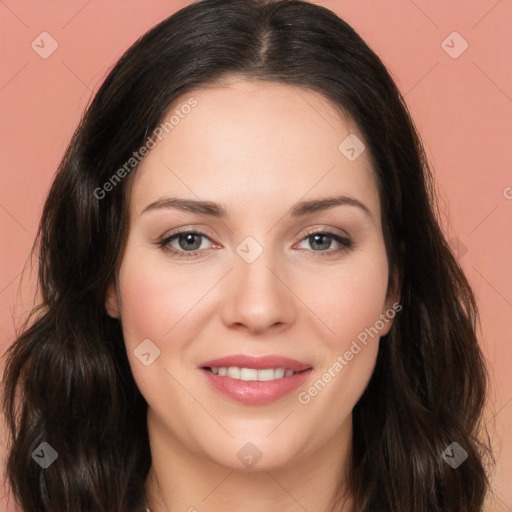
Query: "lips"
198 354 313 405
199 354 312 372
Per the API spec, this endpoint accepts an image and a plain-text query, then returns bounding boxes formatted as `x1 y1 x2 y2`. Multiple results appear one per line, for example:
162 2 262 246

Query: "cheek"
115 250 211 405
296 248 389 432
311 246 390 352
115 249 215 390
117 249 205 341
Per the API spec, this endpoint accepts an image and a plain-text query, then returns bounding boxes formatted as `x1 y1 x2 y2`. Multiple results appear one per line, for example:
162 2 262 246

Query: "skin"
105 79 399 512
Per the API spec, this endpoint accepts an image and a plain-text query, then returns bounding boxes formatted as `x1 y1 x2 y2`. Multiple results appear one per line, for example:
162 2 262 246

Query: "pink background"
1 1 511 510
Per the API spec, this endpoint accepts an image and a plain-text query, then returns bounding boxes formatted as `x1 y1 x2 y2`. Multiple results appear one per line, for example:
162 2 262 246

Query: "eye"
156 230 215 258
295 230 353 258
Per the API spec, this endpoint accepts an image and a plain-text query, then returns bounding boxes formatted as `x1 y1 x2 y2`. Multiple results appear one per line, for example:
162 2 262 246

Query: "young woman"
1 0 493 511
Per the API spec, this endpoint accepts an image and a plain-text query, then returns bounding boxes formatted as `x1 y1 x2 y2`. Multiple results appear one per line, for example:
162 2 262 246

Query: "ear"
380 268 401 336
105 280 120 318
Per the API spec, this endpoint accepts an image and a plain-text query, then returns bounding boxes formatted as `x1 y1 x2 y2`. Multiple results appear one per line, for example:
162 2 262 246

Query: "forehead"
129 79 380 221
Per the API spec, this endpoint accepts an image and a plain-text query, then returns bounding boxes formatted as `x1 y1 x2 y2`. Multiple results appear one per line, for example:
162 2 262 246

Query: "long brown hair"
1 0 493 510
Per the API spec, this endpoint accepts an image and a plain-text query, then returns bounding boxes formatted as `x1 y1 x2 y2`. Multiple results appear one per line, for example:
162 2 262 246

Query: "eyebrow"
141 194 373 219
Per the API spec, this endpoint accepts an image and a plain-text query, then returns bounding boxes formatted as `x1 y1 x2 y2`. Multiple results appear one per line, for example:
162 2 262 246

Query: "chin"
204 441 301 472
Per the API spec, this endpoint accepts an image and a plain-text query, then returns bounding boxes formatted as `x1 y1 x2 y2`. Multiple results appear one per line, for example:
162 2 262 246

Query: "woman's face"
106 79 398 471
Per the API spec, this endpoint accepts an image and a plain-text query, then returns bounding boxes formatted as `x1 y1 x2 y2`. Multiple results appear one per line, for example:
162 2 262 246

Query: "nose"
220 241 296 335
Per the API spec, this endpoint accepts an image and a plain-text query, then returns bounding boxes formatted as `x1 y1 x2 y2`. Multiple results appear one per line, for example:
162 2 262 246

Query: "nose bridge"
221 234 295 333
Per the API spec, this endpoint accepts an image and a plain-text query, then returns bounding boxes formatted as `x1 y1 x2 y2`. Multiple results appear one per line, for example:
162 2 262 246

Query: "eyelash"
155 228 353 260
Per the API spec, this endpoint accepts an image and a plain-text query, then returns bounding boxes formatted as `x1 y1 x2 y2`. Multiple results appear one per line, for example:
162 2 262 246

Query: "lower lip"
201 368 313 405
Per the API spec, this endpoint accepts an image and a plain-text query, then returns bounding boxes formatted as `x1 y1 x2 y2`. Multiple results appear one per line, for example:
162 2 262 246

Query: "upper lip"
199 354 312 372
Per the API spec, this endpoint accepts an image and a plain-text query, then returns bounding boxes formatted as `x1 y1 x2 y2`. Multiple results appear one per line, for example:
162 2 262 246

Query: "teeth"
208 366 298 381
227 367 240 379
258 368 276 381
273 368 285 379
240 368 258 381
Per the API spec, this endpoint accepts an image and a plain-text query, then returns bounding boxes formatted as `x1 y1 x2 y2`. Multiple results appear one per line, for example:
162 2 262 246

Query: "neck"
144 408 353 512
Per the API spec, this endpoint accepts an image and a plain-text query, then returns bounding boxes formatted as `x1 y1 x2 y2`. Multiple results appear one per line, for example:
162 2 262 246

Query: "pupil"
311 234 330 250
180 233 201 251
